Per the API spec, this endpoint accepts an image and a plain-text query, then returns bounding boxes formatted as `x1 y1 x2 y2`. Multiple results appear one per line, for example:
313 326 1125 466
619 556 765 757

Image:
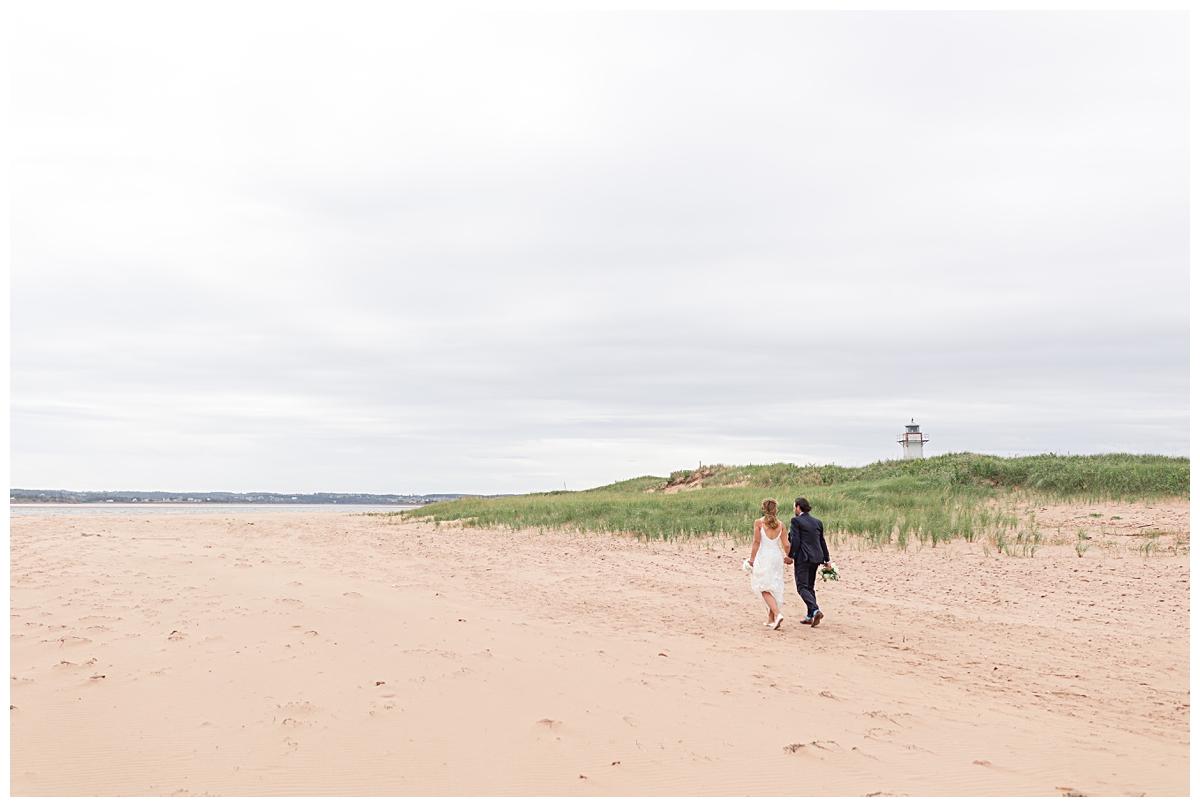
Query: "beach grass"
401 452 1188 545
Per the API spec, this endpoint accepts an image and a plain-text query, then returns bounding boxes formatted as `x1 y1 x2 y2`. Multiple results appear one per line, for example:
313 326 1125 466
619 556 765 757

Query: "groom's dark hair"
795 497 811 512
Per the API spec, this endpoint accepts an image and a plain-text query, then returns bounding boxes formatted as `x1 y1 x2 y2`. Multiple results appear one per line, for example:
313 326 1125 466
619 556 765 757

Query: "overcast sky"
11 8 1190 494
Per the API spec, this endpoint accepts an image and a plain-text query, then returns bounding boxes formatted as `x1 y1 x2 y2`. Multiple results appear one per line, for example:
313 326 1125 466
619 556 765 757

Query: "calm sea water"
9 503 420 517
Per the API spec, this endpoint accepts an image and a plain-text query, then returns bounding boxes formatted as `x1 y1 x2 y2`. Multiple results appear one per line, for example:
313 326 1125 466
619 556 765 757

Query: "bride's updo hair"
761 498 780 529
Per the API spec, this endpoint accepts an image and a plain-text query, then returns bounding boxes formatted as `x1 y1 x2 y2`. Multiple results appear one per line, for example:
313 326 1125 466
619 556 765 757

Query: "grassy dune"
403 453 1189 547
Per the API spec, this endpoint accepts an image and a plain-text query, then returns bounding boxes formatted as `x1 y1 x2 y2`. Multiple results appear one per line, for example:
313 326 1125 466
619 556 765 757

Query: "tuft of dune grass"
403 452 1189 544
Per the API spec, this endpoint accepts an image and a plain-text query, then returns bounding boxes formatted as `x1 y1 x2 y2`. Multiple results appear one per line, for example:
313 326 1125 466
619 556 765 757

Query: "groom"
787 497 831 627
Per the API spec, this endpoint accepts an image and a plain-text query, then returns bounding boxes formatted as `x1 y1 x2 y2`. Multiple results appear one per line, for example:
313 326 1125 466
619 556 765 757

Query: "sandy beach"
10 501 1189 796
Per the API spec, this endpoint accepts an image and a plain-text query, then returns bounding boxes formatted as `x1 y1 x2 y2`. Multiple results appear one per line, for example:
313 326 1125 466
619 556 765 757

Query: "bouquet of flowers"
818 562 840 582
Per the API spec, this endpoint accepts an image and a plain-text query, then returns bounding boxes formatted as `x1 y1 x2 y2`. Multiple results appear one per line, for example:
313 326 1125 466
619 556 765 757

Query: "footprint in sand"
343 592 363 598
167 631 187 641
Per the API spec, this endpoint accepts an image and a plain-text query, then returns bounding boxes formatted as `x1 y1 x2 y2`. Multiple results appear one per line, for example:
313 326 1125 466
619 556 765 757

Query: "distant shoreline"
9 502 418 516
9 489 513 506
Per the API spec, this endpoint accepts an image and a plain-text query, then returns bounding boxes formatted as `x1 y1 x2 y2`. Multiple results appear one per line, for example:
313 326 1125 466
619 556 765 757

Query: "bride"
748 498 790 629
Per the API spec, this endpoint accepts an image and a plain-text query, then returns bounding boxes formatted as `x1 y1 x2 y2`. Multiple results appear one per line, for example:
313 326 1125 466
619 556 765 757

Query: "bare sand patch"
9 506 1189 796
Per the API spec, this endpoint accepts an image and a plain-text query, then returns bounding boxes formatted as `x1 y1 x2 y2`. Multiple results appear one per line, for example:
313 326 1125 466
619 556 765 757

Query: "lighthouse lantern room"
897 420 929 460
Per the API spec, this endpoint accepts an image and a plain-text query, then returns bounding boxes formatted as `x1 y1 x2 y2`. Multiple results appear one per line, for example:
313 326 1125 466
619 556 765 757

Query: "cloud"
11 9 1189 492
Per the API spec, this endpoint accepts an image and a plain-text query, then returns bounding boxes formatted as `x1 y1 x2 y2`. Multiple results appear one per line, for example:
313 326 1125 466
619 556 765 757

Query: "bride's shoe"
771 615 784 630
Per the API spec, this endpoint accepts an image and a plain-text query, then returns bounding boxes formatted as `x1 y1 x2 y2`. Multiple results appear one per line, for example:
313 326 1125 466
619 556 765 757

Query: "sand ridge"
9 503 1189 796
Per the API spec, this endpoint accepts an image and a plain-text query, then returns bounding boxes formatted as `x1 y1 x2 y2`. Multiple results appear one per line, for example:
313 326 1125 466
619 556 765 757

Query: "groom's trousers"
794 562 820 617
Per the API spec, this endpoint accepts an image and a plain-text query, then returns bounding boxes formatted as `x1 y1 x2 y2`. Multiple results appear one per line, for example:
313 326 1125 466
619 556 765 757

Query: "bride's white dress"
750 525 785 609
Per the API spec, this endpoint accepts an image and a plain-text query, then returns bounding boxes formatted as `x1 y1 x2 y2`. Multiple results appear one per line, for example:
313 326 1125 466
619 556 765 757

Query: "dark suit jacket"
788 513 829 565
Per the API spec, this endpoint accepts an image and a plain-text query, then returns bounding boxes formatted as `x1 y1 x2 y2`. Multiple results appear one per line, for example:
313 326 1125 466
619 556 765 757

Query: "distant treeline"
404 453 1189 544
9 490 505 505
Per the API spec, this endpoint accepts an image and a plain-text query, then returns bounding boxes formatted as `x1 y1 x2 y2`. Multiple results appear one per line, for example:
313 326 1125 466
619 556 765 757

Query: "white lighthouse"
897 419 929 460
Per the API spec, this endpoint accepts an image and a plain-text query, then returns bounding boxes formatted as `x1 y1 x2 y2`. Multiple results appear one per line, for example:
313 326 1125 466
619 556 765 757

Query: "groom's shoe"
800 616 813 625
810 611 823 628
